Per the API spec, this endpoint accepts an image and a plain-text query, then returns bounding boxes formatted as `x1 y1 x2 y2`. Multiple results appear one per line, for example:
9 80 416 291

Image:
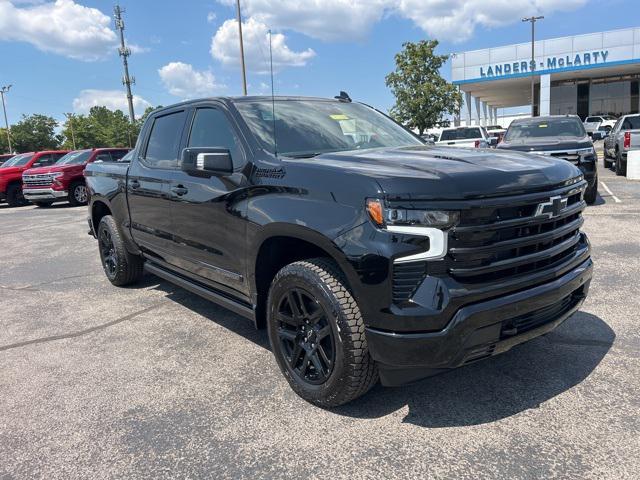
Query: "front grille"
392 262 427 304
447 185 586 284
23 174 53 187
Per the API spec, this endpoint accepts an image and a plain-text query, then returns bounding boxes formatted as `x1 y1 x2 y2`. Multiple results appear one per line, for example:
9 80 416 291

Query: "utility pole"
1 84 12 153
236 0 247 95
64 113 76 150
522 16 543 117
114 5 136 123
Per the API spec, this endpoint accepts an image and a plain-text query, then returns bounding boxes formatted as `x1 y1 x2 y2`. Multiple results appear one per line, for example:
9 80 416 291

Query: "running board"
144 261 255 321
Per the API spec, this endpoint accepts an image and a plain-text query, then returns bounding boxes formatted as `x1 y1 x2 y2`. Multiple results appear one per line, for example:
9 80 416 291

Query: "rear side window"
188 108 243 167
110 150 129 161
144 111 187 168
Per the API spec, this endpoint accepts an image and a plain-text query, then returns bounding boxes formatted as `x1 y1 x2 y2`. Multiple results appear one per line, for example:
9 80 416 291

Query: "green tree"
8 114 61 152
385 40 462 135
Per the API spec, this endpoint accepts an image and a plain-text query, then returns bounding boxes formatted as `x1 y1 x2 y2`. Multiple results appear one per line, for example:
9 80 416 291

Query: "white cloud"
158 62 225 98
72 89 152 117
128 43 150 54
207 11 217 23
211 17 315 73
219 0 587 43
0 0 117 60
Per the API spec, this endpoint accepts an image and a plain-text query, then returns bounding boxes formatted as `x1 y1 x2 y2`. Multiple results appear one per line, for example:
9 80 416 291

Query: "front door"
127 109 187 261
167 105 249 297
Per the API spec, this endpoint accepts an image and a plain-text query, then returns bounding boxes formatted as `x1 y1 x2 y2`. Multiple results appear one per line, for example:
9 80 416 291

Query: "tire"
97 215 144 286
267 258 378 408
6 183 25 207
34 201 54 208
602 145 612 169
584 179 598 205
69 181 88 206
615 150 626 176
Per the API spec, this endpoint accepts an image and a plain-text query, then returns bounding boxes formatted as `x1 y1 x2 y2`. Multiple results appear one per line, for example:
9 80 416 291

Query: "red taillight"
624 131 631 149
474 140 480 148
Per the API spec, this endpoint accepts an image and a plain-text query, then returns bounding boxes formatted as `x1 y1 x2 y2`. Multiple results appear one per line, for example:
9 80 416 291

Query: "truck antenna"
269 29 278 157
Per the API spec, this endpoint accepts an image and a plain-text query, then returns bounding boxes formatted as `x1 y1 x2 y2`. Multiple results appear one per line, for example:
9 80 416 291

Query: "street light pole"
236 0 248 95
1 84 12 153
64 113 76 150
522 16 544 117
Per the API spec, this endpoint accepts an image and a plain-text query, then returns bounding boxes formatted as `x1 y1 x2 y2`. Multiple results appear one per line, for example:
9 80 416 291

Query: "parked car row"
0 148 130 207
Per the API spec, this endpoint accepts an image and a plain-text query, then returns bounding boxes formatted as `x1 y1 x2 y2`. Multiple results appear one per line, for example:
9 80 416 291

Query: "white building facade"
452 27 640 125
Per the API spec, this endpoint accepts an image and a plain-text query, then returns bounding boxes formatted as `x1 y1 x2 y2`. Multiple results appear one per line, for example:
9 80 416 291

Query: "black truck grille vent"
501 292 579 338
392 262 427 304
448 188 585 284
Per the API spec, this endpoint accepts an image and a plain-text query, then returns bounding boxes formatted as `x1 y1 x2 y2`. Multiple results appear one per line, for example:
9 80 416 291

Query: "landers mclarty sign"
480 50 610 78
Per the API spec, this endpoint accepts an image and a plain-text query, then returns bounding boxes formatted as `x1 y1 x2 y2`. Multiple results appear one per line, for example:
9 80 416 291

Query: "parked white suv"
435 126 495 148
584 115 617 136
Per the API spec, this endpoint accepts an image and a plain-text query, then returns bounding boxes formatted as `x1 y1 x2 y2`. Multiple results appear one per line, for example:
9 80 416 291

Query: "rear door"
127 109 187 261
165 103 250 297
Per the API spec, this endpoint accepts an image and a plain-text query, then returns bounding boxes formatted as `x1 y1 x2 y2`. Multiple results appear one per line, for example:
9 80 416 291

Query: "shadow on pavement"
334 311 613 427
129 273 613 427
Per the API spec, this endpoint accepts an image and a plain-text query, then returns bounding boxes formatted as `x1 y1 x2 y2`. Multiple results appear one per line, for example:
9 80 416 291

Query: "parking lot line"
600 181 621 203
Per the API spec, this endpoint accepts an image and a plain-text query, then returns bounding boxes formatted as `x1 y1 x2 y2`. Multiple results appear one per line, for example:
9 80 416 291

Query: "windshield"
56 150 92 165
234 99 422 157
505 118 586 141
585 117 601 123
439 128 482 141
0 153 34 168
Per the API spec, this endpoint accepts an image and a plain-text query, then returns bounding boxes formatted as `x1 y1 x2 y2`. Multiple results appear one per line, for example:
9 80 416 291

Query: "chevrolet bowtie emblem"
535 195 568 219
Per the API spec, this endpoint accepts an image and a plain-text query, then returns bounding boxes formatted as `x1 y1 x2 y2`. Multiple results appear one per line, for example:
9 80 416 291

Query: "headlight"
366 199 459 262
50 172 65 179
576 147 596 156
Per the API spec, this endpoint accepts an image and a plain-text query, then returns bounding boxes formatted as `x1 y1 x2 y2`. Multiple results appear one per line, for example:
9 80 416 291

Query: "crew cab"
602 114 640 176
583 115 617 136
435 126 496 148
497 115 598 204
0 150 69 207
85 96 592 407
22 148 130 207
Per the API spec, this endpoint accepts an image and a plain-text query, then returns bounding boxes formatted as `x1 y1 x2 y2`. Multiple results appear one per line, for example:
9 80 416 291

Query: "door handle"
130 179 141 190
171 185 189 196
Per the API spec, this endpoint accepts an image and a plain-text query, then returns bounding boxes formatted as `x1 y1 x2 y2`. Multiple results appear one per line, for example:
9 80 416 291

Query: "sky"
0 0 638 127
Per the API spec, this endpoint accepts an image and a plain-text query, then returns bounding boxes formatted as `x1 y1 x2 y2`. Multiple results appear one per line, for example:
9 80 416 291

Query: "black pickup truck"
85 95 593 407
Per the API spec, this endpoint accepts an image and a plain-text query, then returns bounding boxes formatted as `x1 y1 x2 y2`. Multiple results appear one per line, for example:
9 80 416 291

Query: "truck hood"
24 164 84 175
299 145 581 200
497 137 592 152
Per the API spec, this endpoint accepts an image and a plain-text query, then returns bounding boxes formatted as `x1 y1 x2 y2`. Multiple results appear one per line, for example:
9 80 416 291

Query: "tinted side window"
188 108 243 166
51 153 66 162
110 150 129 161
33 154 51 167
95 153 112 162
144 111 187 168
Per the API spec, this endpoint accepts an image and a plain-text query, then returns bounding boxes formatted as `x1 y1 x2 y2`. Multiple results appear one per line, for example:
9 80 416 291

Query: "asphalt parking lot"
1 158 639 479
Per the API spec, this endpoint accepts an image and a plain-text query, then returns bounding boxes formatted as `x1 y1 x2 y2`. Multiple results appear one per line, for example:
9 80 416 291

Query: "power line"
114 4 136 123
1 84 12 153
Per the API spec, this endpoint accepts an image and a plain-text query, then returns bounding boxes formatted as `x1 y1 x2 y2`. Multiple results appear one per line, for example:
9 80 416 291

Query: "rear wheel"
267 258 378 407
69 181 88 206
615 150 626 176
6 184 25 207
97 215 144 286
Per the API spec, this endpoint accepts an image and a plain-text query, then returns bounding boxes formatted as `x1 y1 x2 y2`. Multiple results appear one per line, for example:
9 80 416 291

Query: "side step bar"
144 261 255 321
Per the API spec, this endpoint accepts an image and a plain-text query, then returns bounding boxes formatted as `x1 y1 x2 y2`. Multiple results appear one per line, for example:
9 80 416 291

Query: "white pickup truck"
435 126 496 148
601 114 640 175
584 115 617 136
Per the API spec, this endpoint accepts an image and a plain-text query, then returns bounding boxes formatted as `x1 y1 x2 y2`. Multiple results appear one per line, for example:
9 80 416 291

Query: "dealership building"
452 27 640 125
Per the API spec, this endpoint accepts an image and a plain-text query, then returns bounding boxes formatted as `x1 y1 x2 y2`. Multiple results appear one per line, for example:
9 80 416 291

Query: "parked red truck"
0 150 69 207
22 148 130 207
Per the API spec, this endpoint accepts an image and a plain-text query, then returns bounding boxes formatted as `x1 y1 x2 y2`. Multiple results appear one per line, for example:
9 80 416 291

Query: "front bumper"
23 188 68 201
366 257 592 386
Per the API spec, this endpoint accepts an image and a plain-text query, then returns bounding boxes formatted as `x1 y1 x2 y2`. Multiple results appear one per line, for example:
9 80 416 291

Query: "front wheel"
97 215 144 286
267 258 378 407
6 184 26 207
584 179 598 205
69 181 88 206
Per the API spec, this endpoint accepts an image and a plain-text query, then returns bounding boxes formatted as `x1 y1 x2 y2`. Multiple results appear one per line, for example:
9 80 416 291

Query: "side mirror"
181 147 233 175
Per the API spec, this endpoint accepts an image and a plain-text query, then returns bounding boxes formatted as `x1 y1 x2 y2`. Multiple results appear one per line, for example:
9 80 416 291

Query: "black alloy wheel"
275 287 335 385
99 227 118 280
